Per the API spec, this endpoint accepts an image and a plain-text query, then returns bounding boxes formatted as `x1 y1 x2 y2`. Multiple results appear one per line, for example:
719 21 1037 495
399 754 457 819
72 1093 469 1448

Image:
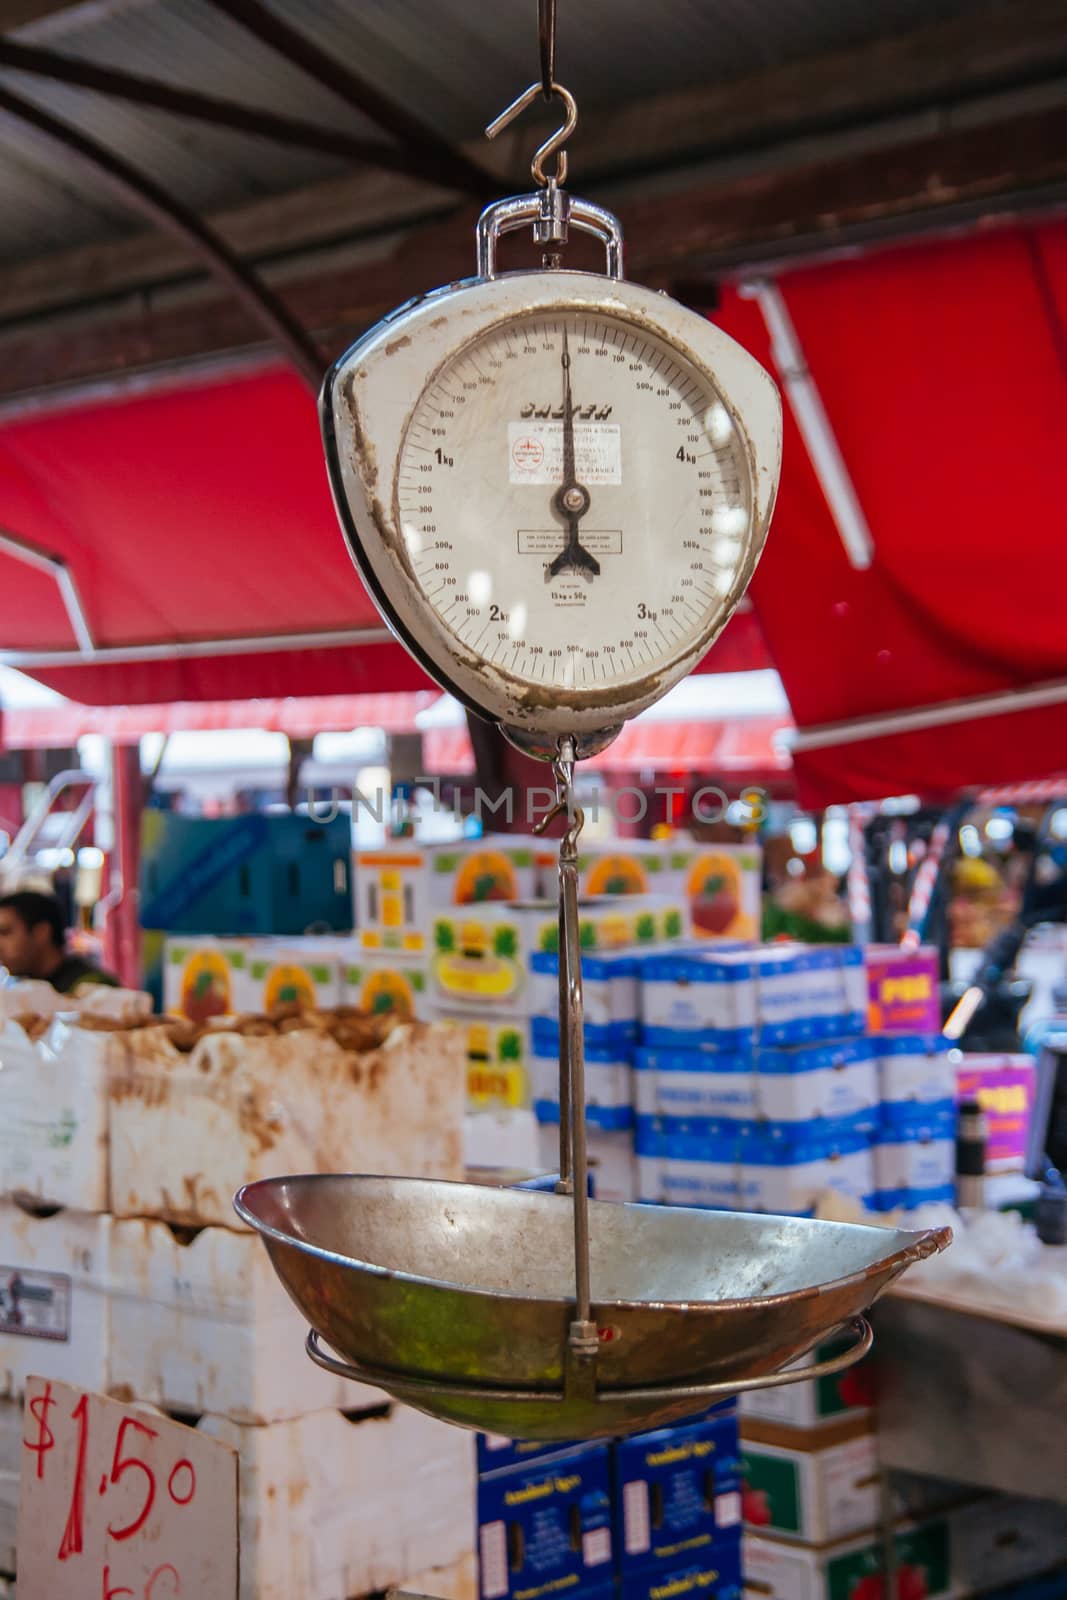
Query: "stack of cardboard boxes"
867 947 957 1212
477 1403 743 1600
634 946 878 1214
0 1007 474 1599
739 1340 1067 1599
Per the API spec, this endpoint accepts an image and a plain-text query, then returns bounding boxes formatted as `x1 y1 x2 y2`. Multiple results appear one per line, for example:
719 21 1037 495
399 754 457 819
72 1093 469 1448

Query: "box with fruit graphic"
344 950 429 1023
739 1331 874 1429
246 940 345 1013
356 839 539 955
163 936 252 1021
523 895 690 956
684 845 761 942
744 1494 1067 1600
741 1417 878 1546
429 905 530 1011
743 1520 951 1600
535 839 692 900
427 1008 530 1111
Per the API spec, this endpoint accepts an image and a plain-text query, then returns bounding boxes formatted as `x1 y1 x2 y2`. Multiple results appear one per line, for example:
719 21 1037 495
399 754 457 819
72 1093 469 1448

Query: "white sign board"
17 1376 237 1599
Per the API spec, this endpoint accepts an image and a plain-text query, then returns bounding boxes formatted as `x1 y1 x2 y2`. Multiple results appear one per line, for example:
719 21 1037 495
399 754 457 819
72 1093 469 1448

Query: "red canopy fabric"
709 218 1067 805
0 365 768 703
423 711 792 785
2 691 438 747
3 216 1067 805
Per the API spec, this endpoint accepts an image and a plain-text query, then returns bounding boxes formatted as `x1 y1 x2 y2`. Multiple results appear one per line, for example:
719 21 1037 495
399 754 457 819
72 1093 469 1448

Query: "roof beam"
2 90 1066 404
201 0 496 200
0 38 478 188
1 0 1065 327
0 81 324 386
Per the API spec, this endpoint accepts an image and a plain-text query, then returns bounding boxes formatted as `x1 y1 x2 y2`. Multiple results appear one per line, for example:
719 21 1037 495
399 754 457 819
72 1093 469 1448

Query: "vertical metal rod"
556 840 574 1193
554 740 596 1349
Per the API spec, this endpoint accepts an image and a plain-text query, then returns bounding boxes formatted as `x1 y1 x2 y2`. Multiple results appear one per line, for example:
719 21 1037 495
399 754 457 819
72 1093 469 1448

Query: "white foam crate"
109 1019 466 1227
198 1402 475 1600
0 1020 112 1213
0 1201 112 1398
109 1218 381 1423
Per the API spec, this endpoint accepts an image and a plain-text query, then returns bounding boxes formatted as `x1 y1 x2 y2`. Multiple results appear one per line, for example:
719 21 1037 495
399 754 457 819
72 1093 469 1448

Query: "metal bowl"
235 1174 949 1438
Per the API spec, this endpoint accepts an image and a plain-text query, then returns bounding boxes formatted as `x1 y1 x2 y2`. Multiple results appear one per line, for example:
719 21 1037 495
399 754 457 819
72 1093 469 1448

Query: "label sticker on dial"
508 421 622 485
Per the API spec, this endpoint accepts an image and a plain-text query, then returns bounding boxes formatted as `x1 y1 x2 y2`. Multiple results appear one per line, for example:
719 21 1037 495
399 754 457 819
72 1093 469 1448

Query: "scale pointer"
550 327 600 578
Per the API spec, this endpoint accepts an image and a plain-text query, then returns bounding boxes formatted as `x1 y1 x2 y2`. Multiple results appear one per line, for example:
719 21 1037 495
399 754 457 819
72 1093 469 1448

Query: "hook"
485 79 578 188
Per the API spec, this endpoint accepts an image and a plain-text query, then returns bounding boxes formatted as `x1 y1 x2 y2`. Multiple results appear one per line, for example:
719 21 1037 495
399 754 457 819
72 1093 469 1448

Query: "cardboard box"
355 845 429 953
874 1036 956 1121
109 1019 466 1227
742 1125 875 1217
635 1047 757 1124
636 1127 747 1211
0 1201 112 1397
866 946 941 1035
622 1539 743 1600
614 1410 743 1574
535 838 695 901
163 934 251 1020
739 1334 873 1430
245 939 344 1012
344 948 431 1022
430 904 532 1011
109 1217 379 1423
637 1123 875 1217
477 1444 613 1600
872 1111 956 1211
141 811 351 936
524 896 690 955
954 1054 1036 1169
633 1042 877 1130
477 1434 583 1476
532 1039 634 1131
0 1018 112 1212
640 951 758 1052
743 1521 953 1600
744 1496 1067 1600
684 844 762 943
430 1011 532 1112
199 1401 475 1600
741 1417 878 1545
355 839 539 955
529 949 639 1034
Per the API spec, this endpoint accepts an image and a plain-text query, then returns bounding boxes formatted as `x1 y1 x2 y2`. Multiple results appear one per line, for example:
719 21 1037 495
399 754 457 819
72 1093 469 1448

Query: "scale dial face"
396 310 750 700
324 272 781 750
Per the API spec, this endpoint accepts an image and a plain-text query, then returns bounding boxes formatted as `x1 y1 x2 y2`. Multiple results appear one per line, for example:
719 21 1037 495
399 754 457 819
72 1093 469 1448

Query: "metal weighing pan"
235 1173 949 1439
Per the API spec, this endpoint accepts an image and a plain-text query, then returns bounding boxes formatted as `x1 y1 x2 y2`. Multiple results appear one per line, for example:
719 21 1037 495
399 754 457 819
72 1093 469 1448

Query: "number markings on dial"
397 312 750 691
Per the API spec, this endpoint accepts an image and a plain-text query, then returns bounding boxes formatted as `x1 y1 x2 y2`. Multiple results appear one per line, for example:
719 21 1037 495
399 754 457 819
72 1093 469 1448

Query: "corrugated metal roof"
0 0 1016 268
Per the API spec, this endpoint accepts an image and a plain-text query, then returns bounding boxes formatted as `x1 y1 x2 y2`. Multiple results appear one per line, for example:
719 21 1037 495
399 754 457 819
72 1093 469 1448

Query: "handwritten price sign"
17 1376 237 1599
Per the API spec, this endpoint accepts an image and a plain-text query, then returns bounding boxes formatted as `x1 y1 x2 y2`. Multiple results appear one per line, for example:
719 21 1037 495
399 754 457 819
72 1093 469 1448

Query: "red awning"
2 215 1066 804
423 712 793 783
2 691 439 747
0 364 768 704
708 217 1067 805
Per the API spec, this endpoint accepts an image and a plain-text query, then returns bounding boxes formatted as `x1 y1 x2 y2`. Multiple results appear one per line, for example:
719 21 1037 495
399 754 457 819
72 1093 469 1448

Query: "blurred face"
0 909 53 978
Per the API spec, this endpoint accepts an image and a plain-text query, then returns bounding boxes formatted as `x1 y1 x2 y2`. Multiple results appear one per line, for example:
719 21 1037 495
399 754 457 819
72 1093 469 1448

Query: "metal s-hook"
485 79 578 189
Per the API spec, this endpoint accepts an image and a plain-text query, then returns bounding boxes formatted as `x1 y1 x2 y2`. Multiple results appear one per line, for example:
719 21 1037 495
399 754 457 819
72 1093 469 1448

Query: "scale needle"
550 327 600 579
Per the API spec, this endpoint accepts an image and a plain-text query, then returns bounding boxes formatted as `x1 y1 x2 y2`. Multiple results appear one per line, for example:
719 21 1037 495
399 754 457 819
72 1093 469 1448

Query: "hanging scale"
240 2 950 1442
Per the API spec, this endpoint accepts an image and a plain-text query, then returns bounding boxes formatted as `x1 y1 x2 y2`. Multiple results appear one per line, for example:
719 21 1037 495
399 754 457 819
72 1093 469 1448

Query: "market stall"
2 1 1067 1598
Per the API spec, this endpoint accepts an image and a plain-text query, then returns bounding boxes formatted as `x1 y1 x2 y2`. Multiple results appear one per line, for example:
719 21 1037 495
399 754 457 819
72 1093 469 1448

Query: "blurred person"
0 889 118 992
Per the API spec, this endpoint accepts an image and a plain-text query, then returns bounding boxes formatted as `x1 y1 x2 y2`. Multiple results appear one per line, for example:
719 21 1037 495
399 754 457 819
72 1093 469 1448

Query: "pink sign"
867 946 941 1034
17 1377 237 1599
956 1055 1036 1167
